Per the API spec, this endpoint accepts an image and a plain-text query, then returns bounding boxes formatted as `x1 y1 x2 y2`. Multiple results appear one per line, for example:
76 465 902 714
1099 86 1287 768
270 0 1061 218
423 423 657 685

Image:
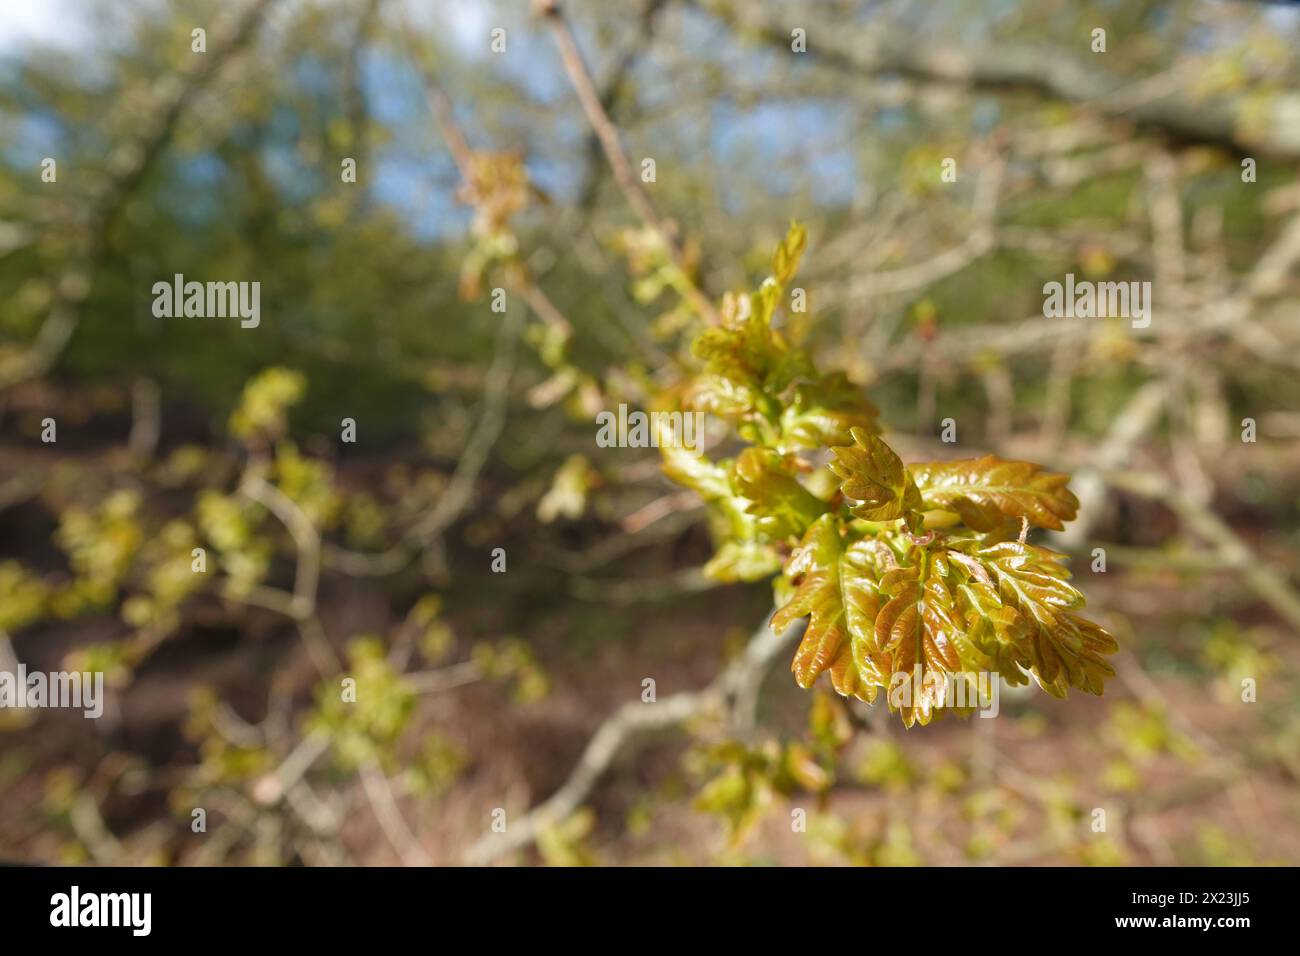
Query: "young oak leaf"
685 305 812 426
661 445 782 582
703 539 783 583
829 427 923 522
686 329 767 421
909 456 1079 531
692 759 772 845
949 569 1033 687
873 551 971 728
771 515 887 703
779 372 881 451
660 442 731 501
684 224 818 429
729 448 826 541
685 290 778 418
952 538 1117 697
772 221 807 287
1033 611 1119 697
963 539 1085 624
663 224 1117 723
703 495 785 583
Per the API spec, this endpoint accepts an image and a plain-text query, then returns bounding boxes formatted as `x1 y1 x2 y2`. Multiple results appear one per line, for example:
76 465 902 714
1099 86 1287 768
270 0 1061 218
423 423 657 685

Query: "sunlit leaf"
779 372 880 450
829 427 922 522
873 550 969 727
771 515 887 702
729 448 826 541
771 221 807 286
950 538 1117 698
909 456 1079 531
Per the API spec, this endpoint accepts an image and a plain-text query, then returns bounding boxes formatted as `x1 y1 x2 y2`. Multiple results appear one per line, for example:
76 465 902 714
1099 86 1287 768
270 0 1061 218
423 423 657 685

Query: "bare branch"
239 472 321 619
360 761 433 866
535 0 718 324
464 613 804 865
408 304 524 545
697 0 1300 160
1104 469 1300 633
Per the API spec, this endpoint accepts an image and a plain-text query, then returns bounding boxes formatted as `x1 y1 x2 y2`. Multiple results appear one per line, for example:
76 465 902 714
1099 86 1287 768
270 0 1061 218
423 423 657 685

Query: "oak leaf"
909 456 1079 531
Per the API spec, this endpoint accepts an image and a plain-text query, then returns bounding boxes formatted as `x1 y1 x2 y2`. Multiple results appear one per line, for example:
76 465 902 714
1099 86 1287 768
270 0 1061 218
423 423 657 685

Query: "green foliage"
471 638 550 703
662 224 1118 726
0 561 50 633
2 0 1290 867
229 367 307 443
692 740 827 844
537 454 597 524
831 428 922 524
536 809 599 867
910 456 1079 532
311 638 416 773
54 490 144 610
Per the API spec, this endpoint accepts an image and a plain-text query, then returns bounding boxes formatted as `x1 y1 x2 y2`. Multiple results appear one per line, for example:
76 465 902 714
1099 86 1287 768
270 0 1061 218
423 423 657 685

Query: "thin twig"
239 472 322 620
1104 469 1300 633
464 613 804 864
360 760 433 866
408 304 524 545
535 0 718 324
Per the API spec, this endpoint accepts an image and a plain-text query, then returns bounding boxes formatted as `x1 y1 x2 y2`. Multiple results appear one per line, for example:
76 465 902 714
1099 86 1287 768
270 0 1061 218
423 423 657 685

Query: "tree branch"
464 612 804 865
535 0 718 324
0 0 276 391
696 0 1300 160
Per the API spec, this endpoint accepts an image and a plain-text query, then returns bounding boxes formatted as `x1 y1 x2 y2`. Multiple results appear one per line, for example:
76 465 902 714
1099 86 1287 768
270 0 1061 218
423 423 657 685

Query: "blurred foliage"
1 0 1298 867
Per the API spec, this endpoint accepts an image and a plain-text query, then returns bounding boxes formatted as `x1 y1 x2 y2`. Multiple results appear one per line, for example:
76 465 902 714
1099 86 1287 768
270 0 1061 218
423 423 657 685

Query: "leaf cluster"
661 225 1117 725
